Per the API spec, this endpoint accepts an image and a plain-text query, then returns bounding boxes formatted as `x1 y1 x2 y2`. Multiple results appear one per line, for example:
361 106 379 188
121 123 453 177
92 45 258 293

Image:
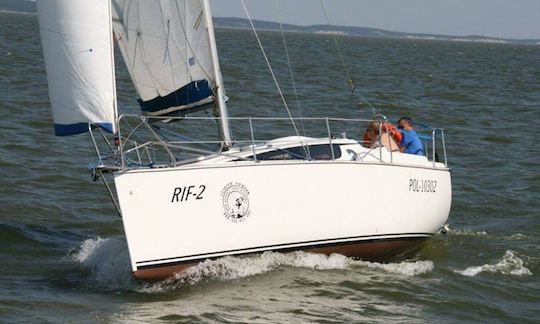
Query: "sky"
210 0 540 40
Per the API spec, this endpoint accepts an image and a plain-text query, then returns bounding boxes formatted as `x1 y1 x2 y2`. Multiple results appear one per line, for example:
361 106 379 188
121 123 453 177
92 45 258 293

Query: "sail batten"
38 0 117 136
112 0 218 116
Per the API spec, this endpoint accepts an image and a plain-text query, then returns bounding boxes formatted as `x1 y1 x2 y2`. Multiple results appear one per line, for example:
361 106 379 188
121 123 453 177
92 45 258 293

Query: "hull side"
114 161 451 280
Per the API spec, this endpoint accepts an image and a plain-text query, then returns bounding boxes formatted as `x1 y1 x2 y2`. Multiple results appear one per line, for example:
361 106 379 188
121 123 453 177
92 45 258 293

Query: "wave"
354 259 434 276
444 225 488 237
143 251 352 292
71 236 435 292
454 250 533 277
506 233 530 240
0 223 38 246
71 236 135 290
444 226 533 241
145 254 434 292
0 223 80 254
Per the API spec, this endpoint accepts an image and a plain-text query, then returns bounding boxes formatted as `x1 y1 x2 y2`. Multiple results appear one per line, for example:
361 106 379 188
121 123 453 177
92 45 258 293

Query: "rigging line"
239 0 302 142
318 0 355 94
318 0 379 116
274 0 306 137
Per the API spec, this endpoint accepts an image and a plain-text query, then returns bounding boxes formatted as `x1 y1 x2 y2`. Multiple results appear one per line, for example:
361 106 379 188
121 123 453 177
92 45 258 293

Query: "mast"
202 0 233 149
108 0 119 132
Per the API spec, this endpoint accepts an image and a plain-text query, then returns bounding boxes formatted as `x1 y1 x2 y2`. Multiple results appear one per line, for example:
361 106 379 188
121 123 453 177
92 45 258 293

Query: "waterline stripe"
135 233 432 269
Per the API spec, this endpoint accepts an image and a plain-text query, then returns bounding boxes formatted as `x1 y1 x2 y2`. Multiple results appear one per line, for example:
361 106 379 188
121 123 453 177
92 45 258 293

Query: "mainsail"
111 0 223 116
37 0 117 136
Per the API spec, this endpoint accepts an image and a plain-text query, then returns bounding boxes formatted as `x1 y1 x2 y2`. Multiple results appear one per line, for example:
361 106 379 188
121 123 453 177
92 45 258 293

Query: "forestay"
112 0 220 116
37 0 117 136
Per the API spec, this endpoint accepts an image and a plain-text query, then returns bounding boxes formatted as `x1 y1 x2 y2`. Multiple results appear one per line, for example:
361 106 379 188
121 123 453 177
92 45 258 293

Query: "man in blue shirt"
397 117 424 155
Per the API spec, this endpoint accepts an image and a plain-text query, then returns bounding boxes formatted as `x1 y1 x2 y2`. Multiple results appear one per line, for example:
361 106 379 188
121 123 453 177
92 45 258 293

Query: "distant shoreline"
215 24 540 47
0 10 35 15
1 8 538 46
213 18 540 46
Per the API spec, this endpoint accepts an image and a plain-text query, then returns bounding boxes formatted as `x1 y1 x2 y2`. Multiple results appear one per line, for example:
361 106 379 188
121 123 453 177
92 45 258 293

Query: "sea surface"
1 11 539 323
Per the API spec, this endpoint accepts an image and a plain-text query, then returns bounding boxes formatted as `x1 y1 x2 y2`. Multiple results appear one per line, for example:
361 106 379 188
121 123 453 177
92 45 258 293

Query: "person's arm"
398 130 407 153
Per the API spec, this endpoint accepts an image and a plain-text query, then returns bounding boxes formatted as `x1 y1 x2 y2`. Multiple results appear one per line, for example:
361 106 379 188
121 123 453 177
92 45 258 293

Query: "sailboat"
37 0 451 281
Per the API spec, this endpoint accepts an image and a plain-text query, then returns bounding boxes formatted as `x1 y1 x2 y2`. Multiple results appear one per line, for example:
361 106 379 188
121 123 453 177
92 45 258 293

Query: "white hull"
114 150 451 280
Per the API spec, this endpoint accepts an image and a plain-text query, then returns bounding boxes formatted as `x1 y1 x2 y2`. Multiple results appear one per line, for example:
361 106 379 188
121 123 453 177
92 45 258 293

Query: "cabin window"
251 144 341 161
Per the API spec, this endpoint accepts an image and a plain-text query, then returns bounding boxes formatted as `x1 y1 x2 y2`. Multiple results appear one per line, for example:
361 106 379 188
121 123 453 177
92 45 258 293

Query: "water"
1 11 539 322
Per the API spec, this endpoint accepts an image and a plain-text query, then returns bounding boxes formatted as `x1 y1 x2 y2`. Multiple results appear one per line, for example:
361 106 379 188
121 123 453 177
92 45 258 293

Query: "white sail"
112 0 220 116
37 0 117 136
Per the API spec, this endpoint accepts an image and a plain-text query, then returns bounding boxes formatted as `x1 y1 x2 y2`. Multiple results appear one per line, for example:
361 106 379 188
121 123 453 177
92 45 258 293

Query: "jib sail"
38 0 117 136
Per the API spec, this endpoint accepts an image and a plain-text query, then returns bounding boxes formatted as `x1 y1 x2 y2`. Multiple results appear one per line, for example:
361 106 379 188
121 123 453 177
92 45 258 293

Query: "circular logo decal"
221 182 250 223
